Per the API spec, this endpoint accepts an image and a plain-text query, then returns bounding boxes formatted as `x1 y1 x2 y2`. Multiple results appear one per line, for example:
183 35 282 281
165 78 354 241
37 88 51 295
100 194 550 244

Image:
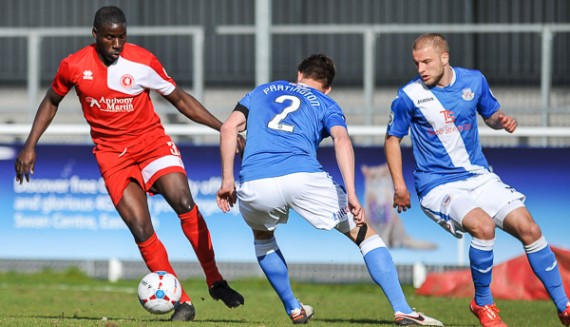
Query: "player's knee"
170 196 196 214
480 222 496 239
503 209 542 243
467 218 495 240
529 222 542 238
520 222 543 244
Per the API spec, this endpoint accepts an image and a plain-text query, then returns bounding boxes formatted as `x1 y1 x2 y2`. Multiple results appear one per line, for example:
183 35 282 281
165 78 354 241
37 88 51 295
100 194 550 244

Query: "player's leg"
450 204 507 327
286 172 439 324
115 181 155 243
338 224 442 326
153 172 244 308
461 208 497 306
115 181 195 320
288 171 413 312
421 178 506 326
108 173 190 302
477 173 570 324
453 209 507 327
422 179 498 307
344 224 411 313
238 176 312 323
253 230 311 323
501 205 570 321
136 135 226 287
153 172 222 283
95 140 198 320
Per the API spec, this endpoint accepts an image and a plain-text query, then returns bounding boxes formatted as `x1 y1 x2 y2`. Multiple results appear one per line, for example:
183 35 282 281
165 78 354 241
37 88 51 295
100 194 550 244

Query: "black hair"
297 54 336 89
93 6 127 29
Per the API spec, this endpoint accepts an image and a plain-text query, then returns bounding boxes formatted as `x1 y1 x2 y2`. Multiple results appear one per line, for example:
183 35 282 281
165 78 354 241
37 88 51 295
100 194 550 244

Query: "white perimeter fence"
0 258 463 286
2 123 570 138
1 23 570 145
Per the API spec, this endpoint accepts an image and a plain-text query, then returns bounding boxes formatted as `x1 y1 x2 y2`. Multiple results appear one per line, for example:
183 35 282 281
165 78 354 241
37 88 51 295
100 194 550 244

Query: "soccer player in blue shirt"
216 54 443 326
384 33 570 327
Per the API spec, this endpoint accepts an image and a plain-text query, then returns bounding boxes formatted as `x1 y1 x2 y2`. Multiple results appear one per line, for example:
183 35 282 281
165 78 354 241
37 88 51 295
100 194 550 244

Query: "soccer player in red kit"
14 6 244 321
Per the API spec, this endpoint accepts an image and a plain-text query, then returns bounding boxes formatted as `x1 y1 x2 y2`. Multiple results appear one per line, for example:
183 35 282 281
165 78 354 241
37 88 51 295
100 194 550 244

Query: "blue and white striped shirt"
387 67 500 198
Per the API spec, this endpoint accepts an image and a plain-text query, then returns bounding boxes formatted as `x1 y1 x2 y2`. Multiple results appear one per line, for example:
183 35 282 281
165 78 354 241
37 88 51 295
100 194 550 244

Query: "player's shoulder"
248 80 290 96
58 44 97 74
63 44 96 63
391 77 422 109
399 76 424 98
119 43 156 63
454 66 485 79
452 66 489 91
400 76 423 90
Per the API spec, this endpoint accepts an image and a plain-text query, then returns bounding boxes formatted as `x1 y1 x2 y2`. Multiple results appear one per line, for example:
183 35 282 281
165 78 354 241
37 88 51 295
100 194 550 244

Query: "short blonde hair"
412 33 449 53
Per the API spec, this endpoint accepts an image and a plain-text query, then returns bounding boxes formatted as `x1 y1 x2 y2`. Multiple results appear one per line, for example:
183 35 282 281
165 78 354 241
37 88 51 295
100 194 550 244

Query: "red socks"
179 206 223 286
135 205 223 303
137 232 190 303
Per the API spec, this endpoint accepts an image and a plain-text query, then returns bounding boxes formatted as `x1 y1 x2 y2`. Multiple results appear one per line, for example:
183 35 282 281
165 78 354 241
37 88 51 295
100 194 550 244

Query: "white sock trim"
524 236 547 253
359 234 386 256
254 237 279 257
471 237 495 251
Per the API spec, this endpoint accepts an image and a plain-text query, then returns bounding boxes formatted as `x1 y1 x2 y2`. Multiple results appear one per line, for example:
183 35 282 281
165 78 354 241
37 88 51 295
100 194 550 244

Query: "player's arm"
384 134 411 213
165 87 246 154
216 109 247 213
329 125 364 224
15 88 64 184
483 110 517 133
164 87 223 131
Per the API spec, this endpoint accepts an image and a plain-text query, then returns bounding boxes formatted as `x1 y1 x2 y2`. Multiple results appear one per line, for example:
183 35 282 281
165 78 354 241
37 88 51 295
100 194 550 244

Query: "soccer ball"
137 271 182 314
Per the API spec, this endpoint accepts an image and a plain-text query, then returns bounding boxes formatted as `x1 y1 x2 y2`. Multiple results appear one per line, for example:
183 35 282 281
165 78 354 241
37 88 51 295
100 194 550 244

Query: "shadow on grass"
23 315 160 322
25 314 253 324
317 317 392 325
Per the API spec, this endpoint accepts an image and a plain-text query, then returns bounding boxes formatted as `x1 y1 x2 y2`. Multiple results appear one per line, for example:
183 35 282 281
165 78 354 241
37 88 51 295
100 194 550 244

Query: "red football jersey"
52 43 176 150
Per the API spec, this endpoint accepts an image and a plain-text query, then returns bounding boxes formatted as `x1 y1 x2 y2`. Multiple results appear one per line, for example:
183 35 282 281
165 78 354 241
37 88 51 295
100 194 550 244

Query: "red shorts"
94 133 186 205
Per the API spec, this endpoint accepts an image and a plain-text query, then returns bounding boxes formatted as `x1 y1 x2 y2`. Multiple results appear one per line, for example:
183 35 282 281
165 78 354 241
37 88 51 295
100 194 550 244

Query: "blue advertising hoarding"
1 144 568 265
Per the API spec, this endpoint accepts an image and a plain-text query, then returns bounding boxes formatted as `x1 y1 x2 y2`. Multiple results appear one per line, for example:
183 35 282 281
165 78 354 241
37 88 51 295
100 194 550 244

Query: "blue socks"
254 232 569 316
470 238 495 306
469 236 569 312
255 238 300 314
360 235 413 314
526 236 569 312
256 234 416 315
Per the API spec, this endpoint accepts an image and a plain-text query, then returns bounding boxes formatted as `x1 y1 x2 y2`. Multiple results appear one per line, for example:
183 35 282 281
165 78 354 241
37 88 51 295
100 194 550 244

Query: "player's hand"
498 114 517 133
351 207 366 227
15 147 36 184
216 181 237 213
348 194 366 227
393 188 411 213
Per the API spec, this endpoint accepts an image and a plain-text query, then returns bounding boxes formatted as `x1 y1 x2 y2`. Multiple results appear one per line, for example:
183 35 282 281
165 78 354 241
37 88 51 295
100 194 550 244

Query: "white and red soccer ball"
137 271 182 314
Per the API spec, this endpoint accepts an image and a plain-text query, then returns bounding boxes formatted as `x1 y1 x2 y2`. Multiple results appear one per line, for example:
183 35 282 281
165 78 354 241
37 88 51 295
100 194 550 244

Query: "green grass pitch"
0 268 562 326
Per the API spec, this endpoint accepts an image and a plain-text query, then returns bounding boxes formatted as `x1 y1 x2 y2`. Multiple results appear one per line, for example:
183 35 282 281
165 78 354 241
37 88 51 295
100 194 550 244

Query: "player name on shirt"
262 82 321 107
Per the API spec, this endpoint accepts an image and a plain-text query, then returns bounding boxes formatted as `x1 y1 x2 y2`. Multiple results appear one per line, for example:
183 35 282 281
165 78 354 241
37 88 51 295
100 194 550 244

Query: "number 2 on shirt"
267 95 301 132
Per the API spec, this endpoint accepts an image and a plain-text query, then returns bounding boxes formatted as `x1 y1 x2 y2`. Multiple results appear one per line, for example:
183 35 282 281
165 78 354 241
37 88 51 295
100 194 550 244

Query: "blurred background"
0 0 569 284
